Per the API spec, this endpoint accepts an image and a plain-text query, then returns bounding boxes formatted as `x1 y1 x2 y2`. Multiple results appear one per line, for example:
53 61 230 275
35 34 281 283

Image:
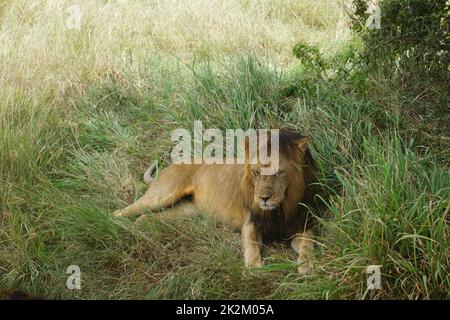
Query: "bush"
351 0 449 80
292 42 327 71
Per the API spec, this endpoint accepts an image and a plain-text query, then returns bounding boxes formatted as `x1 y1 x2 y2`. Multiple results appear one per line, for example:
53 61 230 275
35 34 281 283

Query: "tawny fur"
114 129 318 273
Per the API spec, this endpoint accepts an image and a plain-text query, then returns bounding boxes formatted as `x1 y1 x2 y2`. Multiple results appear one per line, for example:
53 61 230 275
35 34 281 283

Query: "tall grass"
0 0 448 299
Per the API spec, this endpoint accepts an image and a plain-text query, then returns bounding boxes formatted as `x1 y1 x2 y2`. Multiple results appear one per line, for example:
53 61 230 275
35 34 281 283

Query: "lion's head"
242 129 315 214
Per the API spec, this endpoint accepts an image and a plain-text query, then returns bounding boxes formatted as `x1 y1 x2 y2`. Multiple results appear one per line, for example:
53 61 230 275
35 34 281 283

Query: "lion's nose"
260 196 271 203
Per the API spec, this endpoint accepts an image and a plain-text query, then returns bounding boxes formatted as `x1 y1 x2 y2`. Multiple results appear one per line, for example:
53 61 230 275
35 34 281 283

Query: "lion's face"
243 129 309 212
250 150 301 211
250 153 292 211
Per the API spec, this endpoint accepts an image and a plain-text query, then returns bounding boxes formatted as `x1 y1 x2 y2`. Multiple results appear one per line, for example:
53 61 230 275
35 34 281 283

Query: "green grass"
0 0 448 299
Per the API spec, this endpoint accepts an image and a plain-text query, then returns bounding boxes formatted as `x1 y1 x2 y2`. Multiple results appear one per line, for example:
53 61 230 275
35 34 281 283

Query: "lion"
114 128 318 274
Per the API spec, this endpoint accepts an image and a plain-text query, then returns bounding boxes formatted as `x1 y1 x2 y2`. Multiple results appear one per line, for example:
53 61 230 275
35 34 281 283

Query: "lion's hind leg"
135 201 197 224
114 165 194 218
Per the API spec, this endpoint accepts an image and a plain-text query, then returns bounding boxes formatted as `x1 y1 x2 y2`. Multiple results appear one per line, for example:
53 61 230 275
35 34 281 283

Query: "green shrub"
292 42 327 70
351 0 449 80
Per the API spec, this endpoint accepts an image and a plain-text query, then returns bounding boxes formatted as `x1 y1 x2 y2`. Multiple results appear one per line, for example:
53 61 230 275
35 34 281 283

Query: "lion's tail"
143 150 172 184
143 161 157 184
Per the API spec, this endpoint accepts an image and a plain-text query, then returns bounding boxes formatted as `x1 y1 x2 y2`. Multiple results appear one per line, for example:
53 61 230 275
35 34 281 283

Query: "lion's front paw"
248 260 263 268
245 256 263 269
297 257 313 274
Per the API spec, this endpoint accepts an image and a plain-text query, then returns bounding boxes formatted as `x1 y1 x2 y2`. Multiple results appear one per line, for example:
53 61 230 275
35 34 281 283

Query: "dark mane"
279 128 306 155
248 128 319 243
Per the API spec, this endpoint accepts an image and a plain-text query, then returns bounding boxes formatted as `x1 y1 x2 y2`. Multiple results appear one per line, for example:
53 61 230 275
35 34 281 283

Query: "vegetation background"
0 0 448 299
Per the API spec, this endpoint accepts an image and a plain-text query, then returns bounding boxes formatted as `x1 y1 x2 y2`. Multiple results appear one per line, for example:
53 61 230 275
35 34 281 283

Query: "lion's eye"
275 171 283 177
252 170 260 176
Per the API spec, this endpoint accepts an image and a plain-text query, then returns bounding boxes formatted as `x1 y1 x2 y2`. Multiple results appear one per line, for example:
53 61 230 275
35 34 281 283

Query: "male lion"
114 128 318 274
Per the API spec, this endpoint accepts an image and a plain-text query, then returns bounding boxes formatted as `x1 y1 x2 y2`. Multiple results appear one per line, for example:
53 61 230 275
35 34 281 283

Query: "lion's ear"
297 136 309 153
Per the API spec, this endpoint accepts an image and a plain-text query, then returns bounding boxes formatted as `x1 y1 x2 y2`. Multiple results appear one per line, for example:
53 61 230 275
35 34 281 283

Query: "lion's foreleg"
291 229 314 274
242 218 262 268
